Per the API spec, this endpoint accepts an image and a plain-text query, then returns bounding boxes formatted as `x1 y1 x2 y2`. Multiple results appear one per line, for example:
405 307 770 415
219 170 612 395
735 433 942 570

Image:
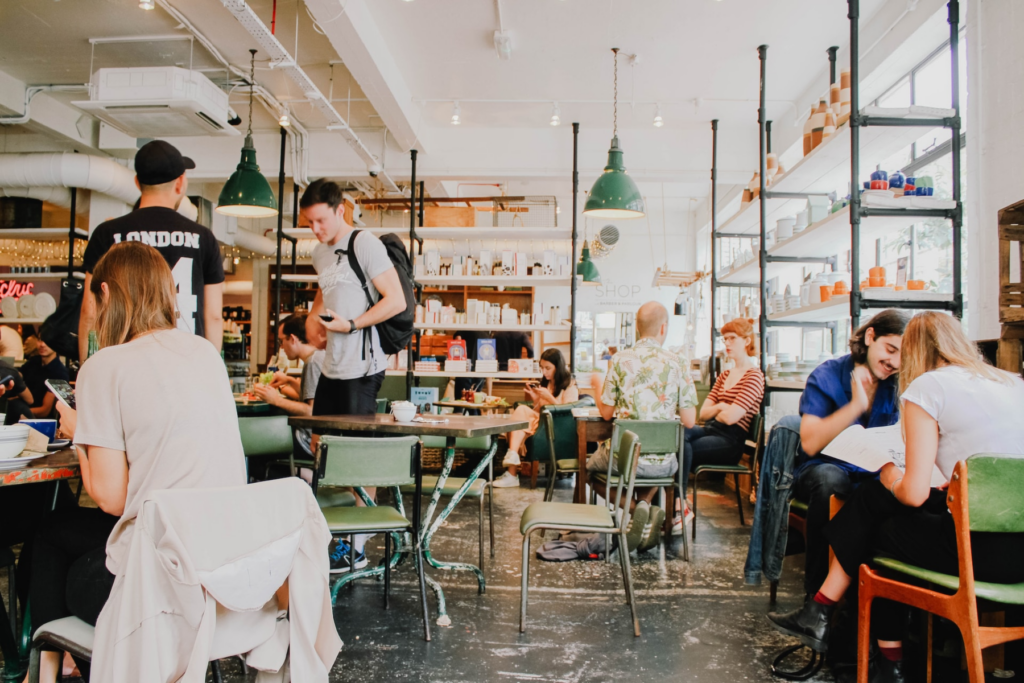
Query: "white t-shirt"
75 328 246 574
901 365 1024 481
311 230 395 380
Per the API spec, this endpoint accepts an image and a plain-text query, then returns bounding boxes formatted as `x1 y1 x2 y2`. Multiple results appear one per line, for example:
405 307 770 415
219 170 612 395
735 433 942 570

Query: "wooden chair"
858 455 1024 683
692 413 764 539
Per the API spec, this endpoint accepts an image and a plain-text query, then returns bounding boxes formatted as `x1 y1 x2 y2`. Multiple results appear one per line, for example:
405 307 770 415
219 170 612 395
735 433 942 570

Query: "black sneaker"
767 596 835 653
329 539 368 574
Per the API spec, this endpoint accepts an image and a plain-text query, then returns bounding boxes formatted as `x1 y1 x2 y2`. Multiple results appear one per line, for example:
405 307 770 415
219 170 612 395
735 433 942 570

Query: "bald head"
636 301 668 344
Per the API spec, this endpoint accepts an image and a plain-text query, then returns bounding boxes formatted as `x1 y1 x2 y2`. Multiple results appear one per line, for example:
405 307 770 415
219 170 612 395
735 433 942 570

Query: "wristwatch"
347 320 359 335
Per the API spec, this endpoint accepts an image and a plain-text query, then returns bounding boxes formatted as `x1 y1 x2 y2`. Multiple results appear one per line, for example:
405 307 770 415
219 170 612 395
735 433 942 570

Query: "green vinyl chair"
859 454 1024 683
691 413 763 539
522 396 595 494
519 429 642 636
400 435 494 568
376 398 389 414
314 435 431 641
590 419 688 561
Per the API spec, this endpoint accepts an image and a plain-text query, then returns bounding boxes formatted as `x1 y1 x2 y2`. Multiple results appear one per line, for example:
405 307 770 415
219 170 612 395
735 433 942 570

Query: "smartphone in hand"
319 314 334 322
45 379 76 410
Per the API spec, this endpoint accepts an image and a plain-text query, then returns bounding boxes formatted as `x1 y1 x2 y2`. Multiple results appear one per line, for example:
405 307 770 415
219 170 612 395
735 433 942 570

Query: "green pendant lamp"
576 222 601 285
584 48 645 219
217 50 278 219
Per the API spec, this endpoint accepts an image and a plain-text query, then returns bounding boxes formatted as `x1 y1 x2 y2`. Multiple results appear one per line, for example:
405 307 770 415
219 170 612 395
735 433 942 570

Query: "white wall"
967 0 1024 341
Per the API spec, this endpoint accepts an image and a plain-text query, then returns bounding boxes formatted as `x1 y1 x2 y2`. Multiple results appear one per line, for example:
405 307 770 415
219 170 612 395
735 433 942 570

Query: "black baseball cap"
134 140 196 186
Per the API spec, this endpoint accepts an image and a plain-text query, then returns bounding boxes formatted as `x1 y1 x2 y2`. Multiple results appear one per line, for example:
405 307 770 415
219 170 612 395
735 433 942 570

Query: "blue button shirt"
795 354 899 476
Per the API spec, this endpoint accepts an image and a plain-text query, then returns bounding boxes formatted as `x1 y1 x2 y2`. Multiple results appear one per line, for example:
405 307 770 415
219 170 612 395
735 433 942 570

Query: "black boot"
875 657 905 683
767 597 834 652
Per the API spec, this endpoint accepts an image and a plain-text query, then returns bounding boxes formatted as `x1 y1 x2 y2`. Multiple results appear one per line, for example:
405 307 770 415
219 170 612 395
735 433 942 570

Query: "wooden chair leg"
960 618 987 683
926 612 933 683
857 572 874 683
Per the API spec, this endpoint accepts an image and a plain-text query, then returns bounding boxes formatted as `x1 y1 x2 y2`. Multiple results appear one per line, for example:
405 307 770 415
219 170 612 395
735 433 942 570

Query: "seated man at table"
254 312 324 466
588 301 697 553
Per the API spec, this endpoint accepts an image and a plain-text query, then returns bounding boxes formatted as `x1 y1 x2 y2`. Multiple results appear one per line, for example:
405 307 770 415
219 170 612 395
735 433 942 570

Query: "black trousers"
312 371 385 423
681 421 745 495
824 479 1024 641
30 507 118 633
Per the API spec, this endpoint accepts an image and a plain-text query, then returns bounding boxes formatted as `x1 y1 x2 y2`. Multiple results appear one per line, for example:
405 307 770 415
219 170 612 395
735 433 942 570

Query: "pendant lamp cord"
247 49 257 137
612 47 619 138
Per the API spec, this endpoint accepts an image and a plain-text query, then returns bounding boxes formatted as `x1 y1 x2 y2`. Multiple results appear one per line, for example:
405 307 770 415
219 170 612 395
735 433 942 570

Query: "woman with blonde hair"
27 242 245 682
768 312 1024 681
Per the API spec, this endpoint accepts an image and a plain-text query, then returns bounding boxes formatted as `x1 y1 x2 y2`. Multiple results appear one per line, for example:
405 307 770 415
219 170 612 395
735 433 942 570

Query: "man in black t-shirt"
78 141 225 360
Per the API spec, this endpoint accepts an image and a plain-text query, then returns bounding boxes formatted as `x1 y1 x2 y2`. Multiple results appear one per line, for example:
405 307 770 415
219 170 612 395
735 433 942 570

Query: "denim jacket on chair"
743 414 801 585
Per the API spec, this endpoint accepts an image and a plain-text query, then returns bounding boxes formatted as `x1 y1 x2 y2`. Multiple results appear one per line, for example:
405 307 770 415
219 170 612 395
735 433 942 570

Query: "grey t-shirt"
295 349 325 457
312 231 394 380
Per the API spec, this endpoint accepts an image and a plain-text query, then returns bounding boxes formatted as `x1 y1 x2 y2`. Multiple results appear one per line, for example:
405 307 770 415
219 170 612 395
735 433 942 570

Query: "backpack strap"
335 230 375 369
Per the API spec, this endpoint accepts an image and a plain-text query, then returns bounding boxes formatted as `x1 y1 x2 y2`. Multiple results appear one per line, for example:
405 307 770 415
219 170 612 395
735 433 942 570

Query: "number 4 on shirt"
171 257 197 334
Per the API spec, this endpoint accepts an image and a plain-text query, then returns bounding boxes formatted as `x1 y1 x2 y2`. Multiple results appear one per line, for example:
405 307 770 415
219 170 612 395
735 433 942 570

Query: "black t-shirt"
20 355 69 412
493 331 534 371
0 361 28 398
82 207 225 338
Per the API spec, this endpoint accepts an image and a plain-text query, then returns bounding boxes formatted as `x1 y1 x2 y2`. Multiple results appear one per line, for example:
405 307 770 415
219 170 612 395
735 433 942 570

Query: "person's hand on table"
269 371 291 389
850 365 872 414
533 385 555 405
56 402 77 440
317 309 354 334
253 384 282 406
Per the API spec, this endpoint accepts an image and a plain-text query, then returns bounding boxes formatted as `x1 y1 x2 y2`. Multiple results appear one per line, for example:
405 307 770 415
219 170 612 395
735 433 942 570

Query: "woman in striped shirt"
682 317 765 492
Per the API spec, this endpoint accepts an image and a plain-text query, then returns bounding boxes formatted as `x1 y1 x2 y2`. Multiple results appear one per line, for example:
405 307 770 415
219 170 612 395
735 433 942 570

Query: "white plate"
47 438 71 451
34 292 56 319
17 294 36 318
0 452 47 471
0 297 17 319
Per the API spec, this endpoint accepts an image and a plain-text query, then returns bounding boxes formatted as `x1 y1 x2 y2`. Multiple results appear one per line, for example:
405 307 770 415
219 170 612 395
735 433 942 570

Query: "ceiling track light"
550 103 561 127
451 101 461 125
653 103 664 128
139 0 155 8
279 104 290 128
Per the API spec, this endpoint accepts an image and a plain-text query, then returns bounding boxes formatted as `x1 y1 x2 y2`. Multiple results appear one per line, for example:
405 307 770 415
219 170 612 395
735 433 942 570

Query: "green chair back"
421 435 492 451
966 454 1024 533
238 416 293 457
611 429 641 532
319 435 420 488
526 396 596 464
376 398 389 414
611 419 681 456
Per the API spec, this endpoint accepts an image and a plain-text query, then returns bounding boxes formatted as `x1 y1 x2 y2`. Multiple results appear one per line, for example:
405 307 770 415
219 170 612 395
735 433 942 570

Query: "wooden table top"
290 413 530 438
435 400 508 410
0 448 80 487
571 407 606 420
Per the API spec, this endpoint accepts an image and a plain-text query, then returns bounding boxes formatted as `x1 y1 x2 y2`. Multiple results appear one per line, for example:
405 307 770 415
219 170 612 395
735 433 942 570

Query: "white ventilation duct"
231 227 278 256
0 153 139 206
0 186 90 212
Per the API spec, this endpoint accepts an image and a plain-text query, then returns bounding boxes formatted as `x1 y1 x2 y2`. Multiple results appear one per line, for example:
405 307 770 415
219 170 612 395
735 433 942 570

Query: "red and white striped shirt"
707 368 765 432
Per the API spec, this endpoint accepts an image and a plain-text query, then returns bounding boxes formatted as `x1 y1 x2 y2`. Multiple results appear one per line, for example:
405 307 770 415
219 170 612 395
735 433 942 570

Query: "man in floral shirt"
589 302 698 551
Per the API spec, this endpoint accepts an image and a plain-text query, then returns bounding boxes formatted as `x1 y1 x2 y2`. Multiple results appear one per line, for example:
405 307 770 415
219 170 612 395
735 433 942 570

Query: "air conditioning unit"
73 67 239 137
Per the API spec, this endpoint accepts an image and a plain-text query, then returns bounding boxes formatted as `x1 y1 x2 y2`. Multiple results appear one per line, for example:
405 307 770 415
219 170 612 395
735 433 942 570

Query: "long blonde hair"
898 311 1011 396
92 242 177 348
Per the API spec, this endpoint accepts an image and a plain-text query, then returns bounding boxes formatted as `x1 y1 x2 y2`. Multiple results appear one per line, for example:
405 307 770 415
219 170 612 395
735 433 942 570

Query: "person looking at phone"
20 330 69 418
28 242 245 683
492 348 578 488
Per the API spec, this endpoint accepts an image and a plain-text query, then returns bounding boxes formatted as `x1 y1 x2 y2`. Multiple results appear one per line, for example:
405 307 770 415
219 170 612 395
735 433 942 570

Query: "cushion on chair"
400 476 486 498
316 487 357 509
33 617 95 661
556 458 580 472
872 556 1024 605
320 505 412 533
523 396 596 463
590 472 674 487
520 501 615 534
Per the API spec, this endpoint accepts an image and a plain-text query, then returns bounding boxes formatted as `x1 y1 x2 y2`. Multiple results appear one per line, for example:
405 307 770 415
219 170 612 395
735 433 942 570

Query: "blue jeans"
682 421 745 495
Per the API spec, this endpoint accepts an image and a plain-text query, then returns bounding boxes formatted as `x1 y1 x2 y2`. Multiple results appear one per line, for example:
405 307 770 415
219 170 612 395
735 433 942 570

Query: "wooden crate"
998 198 1024 323
424 206 475 227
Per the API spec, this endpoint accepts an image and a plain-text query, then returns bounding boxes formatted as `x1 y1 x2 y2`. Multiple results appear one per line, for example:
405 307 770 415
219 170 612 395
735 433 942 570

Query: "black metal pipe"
570 122 580 375
948 0 963 318
710 119 718 388
407 150 418 396
766 256 833 264
848 0 862 329
292 183 299 274
763 191 832 200
717 282 756 289
860 116 958 128
273 125 286 353
861 207 955 219
418 180 425 227
827 46 839 85
68 187 77 274
757 44 768 372
860 298 960 312
766 120 772 154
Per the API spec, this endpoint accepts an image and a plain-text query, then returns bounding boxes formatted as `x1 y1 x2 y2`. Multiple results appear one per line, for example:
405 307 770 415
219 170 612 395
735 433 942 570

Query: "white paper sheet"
822 424 946 487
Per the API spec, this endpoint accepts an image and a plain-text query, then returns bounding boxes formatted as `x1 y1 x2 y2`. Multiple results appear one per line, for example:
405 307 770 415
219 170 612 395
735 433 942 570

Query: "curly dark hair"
849 309 910 364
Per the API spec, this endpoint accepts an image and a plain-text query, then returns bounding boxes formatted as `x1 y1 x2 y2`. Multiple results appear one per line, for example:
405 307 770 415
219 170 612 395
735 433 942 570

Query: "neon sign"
0 282 34 299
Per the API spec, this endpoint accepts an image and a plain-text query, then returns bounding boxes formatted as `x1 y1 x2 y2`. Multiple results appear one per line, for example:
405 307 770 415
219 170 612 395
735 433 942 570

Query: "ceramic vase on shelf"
766 153 779 184
803 105 815 156
839 69 852 124
822 108 837 142
810 99 828 150
830 83 842 113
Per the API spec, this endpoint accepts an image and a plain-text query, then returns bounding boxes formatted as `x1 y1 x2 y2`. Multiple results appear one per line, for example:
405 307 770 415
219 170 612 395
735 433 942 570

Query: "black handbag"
38 278 84 362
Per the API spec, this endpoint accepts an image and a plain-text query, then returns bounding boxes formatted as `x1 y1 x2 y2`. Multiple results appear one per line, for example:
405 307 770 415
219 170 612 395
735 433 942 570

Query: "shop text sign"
0 281 34 299
583 279 645 312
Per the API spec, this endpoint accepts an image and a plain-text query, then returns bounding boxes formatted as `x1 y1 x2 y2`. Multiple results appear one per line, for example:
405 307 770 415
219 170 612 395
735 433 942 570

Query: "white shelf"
0 317 50 324
1 272 84 281
414 323 570 333
769 296 851 323
717 112 946 237
411 370 542 379
0 228 89 241
767 379 806 390
418 275 570 287
282 227 570 241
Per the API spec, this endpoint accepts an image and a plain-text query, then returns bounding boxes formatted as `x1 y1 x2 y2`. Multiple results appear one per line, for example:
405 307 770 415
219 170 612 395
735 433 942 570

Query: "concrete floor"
2 476 828 683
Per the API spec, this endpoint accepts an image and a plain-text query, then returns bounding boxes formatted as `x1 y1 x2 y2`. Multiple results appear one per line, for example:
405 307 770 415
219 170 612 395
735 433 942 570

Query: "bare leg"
24 651 61 683
817 555 852 602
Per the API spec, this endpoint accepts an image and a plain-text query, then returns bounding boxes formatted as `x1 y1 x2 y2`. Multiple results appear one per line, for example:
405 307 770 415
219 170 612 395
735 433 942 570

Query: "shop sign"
0 281 34 299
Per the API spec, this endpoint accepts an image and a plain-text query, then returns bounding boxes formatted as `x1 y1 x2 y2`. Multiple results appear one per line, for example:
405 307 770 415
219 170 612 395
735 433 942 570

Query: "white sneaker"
491 471 521 488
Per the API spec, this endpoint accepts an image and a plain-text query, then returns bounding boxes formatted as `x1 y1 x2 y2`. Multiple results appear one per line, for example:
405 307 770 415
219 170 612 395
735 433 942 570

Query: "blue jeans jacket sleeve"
743 414 801 585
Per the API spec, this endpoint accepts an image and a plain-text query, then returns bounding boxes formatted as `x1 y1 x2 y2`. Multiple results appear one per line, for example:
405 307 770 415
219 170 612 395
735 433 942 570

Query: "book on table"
822 424 946 487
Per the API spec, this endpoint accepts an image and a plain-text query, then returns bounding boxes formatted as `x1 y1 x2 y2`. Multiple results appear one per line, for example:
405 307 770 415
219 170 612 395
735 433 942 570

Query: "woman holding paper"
493 348 578 488
768 312 1024 680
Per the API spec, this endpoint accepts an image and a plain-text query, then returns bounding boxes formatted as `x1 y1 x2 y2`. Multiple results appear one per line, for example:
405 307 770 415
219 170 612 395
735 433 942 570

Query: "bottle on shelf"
802 105 815 156
810 99 828 150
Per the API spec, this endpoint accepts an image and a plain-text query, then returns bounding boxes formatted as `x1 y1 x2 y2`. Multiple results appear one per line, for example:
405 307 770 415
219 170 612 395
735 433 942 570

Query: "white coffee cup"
391 401 417 423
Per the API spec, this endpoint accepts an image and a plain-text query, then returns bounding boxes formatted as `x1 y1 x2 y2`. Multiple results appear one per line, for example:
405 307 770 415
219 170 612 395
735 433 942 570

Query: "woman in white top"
768 312 1024 679
493 348 578 487
28 242 246 682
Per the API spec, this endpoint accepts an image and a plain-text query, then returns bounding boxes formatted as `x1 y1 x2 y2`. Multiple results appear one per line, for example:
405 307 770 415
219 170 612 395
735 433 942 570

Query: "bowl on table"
0 424 30 460
391 401 417 423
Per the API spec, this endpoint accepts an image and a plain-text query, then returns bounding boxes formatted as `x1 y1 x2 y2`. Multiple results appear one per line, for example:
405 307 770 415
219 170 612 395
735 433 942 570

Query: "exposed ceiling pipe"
0 85 89 126
220 0 400 192
231 226 278 256
0 186 90 212
0 153 139 205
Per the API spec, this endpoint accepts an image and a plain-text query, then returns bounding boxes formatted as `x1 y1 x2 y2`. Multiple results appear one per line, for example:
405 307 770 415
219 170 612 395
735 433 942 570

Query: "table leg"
0 594 23 683
576 421 589 504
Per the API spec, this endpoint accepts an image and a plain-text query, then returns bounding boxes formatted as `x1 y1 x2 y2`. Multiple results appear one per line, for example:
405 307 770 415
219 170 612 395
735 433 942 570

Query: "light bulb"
550 103 561 126
653 104 664 127
451 102 461 125
139 0 155 8
279 107 290 127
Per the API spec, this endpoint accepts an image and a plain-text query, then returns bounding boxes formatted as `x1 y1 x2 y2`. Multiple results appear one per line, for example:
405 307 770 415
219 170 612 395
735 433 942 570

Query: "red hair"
720 317 757 356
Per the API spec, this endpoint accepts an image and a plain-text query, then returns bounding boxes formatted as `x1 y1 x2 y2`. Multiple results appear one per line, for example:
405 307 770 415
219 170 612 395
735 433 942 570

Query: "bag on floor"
536 534 608 561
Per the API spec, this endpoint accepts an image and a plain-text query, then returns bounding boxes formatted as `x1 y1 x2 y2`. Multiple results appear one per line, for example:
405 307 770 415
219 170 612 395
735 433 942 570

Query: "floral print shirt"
601 338 698 420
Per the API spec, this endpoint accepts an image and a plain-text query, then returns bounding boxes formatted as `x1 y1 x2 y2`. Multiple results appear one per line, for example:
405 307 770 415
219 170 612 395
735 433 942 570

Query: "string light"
653 104 664 127
450 102 461 125
139 0 155 9
550 103 561 127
